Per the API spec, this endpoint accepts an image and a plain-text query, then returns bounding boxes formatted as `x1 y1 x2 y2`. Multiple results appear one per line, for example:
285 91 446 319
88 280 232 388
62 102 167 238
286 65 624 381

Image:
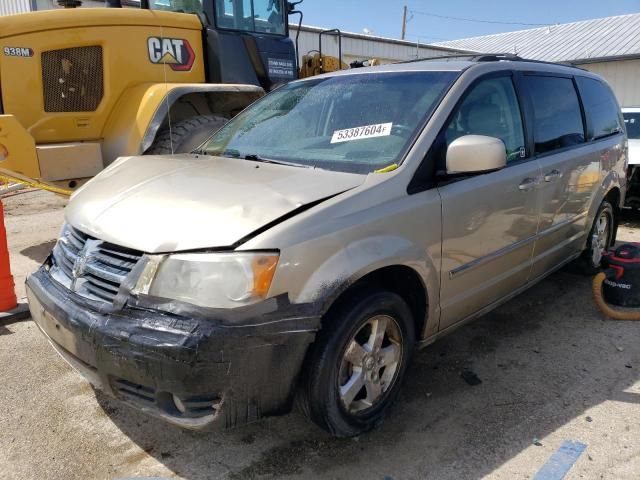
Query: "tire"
299 289 415 437
576 200 615 275
145 115 228 155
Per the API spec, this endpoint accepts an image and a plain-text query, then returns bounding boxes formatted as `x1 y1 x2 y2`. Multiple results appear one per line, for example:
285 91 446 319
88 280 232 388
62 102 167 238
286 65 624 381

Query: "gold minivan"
27 55 627 436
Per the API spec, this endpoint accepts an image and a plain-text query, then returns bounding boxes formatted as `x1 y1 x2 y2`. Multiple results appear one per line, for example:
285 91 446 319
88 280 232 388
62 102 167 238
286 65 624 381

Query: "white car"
623 107 640 208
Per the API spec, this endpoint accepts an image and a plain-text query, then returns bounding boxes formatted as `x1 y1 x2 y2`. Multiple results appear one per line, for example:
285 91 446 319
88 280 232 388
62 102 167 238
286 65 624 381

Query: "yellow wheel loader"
0 0 302 193
298 28 380 79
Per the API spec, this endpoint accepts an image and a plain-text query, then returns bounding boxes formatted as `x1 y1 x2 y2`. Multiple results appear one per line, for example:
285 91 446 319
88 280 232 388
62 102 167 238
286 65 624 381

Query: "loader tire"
146 115 228 155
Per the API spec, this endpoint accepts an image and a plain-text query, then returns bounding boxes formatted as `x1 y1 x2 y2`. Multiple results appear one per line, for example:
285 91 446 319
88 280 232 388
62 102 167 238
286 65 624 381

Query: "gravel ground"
1 190 639 480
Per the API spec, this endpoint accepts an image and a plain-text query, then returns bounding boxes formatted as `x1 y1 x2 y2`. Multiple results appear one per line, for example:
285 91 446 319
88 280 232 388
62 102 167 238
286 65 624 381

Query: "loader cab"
148 0 297 91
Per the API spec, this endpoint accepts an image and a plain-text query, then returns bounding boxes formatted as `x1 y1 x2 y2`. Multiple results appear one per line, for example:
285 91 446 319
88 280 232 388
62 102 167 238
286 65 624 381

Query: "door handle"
518 177 538 191
544 169 562 182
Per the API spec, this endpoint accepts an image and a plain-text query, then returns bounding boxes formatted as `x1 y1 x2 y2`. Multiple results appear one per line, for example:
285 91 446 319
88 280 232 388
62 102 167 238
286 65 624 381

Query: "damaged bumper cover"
26 266 320 430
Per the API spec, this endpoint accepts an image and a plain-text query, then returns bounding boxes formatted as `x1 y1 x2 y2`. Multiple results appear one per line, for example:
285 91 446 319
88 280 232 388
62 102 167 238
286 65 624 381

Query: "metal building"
0 4 466 64
0 0 34 15
290 25 468 65
0 0 106 13
433 13 640 107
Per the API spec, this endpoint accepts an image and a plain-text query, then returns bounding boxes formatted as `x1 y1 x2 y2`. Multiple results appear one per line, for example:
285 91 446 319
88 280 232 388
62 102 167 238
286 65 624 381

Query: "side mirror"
446 135 507 175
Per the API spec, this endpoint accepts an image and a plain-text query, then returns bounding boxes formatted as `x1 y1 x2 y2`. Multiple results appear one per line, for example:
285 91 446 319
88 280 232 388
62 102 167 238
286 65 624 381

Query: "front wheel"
299 290 415 437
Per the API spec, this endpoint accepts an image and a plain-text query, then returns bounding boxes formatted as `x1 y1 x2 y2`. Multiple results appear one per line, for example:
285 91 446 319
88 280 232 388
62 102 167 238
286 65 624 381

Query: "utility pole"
401 5 408 40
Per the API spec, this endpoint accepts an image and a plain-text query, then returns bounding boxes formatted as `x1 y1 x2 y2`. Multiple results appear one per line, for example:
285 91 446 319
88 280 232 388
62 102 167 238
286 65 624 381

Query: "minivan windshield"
200 71 458 173
624 112 640 139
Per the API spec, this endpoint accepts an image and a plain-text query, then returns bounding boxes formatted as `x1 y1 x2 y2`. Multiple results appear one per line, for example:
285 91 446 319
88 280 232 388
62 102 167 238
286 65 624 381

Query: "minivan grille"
42 46 104 112
113 378 156 405
51 224 142 304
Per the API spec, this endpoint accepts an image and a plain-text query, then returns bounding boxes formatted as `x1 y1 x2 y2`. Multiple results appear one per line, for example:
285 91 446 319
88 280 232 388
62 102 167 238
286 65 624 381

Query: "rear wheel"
577 200 615 274
146 115 228 155
299 290 415 437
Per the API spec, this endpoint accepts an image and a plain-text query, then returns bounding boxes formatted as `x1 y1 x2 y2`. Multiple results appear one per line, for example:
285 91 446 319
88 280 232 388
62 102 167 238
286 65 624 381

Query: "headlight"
133 252 279 309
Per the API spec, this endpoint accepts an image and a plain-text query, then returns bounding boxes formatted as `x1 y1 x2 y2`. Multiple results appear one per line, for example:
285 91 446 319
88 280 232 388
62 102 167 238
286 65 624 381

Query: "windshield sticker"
331 123 393 143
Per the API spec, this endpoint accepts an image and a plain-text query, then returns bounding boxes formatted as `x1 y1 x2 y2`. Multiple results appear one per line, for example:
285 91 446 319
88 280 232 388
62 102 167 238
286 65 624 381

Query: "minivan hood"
66 155 365 253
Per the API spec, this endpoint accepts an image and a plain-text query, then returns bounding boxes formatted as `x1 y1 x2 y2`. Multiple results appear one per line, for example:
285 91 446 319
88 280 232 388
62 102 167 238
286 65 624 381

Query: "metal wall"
0 0 33 15
32 0 105 9
580 59 640 108
290 25 463 65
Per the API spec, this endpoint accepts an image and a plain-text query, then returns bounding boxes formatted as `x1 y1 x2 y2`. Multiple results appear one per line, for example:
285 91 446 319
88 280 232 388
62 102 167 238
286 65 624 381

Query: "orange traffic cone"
0 200 17 310
0 199 28 321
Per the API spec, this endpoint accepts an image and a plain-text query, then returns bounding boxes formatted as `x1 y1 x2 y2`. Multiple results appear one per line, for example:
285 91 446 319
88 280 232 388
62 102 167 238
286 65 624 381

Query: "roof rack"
397 53 584 70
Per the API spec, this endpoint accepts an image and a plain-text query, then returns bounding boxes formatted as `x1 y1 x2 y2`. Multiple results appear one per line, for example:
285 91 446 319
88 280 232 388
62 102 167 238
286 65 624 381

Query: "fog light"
172 394 186 414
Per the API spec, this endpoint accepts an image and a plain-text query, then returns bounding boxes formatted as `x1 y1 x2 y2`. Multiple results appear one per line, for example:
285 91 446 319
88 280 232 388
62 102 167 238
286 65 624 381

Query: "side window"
523 75 585 155
253 0 286 35
149 0 205 20
576 76 622 140
444 76 525 163
215 0 285 34
215 0 253 32
624 111 640 140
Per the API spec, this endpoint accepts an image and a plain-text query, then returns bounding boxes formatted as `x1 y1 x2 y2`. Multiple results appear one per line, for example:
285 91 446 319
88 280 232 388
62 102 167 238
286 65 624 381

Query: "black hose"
593 272 640 320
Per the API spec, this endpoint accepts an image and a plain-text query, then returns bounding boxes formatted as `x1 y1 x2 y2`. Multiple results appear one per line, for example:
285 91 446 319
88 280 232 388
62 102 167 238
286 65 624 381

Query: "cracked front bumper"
26 266 318 430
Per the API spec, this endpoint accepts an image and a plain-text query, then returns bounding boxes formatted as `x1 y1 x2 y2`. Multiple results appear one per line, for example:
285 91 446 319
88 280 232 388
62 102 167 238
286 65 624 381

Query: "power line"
409 9 550 27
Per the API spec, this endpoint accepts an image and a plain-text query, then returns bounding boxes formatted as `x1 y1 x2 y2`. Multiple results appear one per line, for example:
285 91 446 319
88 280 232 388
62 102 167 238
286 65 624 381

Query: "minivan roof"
320 53 589 78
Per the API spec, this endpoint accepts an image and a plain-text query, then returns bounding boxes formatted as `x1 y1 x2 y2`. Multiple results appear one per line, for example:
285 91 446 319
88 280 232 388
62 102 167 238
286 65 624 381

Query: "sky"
296 0 640 43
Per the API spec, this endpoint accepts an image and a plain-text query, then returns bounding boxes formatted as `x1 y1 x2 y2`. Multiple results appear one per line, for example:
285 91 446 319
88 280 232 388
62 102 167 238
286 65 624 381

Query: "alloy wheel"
337 314 403 414
591 210 611 266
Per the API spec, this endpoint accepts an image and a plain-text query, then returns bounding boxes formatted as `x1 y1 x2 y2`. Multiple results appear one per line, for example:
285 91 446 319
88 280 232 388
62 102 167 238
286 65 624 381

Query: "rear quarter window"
576 76 623 141
523 75 585 155
624 112 640 139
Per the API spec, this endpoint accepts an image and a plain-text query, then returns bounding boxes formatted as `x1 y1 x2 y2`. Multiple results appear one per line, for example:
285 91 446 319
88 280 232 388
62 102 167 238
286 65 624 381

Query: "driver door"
437 73 541 330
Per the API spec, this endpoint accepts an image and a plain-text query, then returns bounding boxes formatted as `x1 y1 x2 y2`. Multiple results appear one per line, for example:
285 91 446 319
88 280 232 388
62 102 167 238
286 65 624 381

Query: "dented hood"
65 154 364 253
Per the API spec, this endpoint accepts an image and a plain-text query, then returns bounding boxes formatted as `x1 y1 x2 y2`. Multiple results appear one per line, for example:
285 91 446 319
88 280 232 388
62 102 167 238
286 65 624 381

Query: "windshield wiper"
198 149 311 168
244 153 274 163
223 149 241 158
243 154 311 168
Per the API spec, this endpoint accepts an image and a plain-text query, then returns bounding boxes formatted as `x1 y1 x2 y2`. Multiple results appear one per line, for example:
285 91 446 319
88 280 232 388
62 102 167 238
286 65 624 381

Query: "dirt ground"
1 190 639 480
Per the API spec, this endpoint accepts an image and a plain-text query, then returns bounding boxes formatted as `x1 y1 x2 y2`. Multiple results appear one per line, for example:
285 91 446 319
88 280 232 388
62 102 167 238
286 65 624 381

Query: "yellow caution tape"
0 174 72 196
374 163 399 174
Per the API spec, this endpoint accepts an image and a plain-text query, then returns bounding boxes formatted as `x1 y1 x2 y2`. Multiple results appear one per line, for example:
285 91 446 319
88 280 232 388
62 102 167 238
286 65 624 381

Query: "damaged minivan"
27 55 627 437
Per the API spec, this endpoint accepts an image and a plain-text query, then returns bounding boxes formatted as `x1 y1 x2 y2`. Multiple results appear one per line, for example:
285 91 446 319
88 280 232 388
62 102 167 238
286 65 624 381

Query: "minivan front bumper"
26 266 319 430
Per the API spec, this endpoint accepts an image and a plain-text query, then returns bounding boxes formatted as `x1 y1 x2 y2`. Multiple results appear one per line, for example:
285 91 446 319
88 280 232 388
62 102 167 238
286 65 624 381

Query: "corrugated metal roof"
0 0 32 16
433 13 640 64
291 25 471 54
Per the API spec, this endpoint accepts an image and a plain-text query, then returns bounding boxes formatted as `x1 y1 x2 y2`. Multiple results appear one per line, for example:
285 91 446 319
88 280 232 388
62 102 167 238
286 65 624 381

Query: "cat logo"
147 37 195 71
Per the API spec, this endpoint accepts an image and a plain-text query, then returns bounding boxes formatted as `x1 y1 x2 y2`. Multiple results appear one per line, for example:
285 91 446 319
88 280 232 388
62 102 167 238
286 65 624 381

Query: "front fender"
101 83 264 164
291 234 440 338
